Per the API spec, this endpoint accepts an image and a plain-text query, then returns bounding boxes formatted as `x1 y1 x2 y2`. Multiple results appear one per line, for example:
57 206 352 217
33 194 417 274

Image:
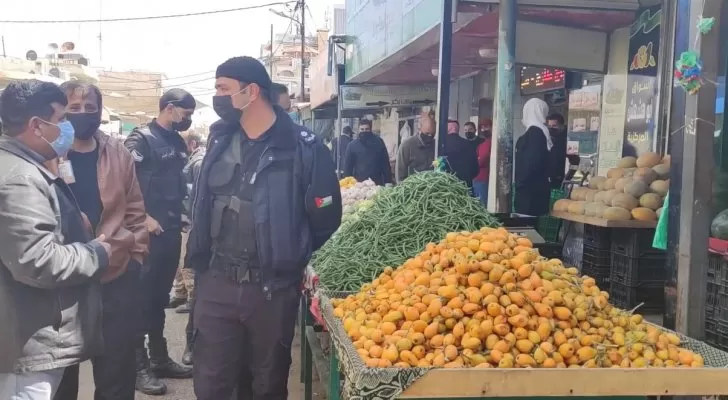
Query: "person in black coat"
443 120 479 188
547 113 568 189
331 126 353 176
514 98 552 216
343 119 392 185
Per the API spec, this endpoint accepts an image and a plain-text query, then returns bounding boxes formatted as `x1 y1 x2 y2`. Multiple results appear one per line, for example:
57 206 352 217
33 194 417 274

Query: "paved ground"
78 308 327 400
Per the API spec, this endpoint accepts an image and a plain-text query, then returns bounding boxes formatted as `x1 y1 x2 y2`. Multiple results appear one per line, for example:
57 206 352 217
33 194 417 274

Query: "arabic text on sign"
626 131 650 142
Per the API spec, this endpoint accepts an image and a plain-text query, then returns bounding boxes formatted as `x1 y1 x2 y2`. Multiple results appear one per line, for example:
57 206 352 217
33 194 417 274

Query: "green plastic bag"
653 191 668 250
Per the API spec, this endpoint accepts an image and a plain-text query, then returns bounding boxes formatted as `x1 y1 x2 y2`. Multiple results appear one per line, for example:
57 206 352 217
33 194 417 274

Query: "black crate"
583 224 611 250
581 244 611 289
608 282 665 314
708 252 728 288
581 262 610 290
611 228 664 258
609 252 666 286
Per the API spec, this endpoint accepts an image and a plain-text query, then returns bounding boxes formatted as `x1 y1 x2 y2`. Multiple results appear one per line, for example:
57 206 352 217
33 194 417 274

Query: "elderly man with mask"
186 56 341 400
0 79 110 400
396 112 436 182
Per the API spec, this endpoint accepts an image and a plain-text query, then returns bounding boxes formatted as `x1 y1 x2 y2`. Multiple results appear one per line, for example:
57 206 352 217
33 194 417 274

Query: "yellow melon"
639 193 662 210
603 207 632 221
567 201 587 215
631 207 657 221
650 180 669 196
607 168 625 179
611 193 639 210
624 180 648 198
636 152 662 168
589 176 606 190
552 199 572 212
634 167 658 184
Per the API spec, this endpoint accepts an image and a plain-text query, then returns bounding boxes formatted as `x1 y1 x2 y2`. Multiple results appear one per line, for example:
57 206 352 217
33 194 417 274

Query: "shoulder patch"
300 130 315 143
131 149 144 162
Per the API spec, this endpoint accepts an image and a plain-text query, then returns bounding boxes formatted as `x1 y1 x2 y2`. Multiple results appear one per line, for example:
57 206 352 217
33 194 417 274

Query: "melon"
631 207 657 221
639 193 662 210
607 168 626 179
603 178 617 190
615 177 632 192
603 207 632 221
662 154 671 166
589 176 606 190
567 201 587 215
584 202 602 217
656 207 663 218
611 193 639 210
652 163 670 180
601 190 619 206
617 156 637 168
570 188 583 201
624 179 648 198
650 180 669 196
636 152 662 168
553 199 572 212
585 190 598 202
595 204 609 218
623 168 636 177
633 167 658 184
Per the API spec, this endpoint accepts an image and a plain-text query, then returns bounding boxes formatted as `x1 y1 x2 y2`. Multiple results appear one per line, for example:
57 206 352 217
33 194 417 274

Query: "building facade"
260 32 319 100
96 69 165 127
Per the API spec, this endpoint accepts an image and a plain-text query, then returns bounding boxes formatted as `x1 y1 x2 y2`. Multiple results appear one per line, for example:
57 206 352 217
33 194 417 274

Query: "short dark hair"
159 88 196 111
60 81 103 109
271 82 288 97
448 119 459 127
359 119 372 128
464 121 476 129
0 79 67 136
547 113 565 125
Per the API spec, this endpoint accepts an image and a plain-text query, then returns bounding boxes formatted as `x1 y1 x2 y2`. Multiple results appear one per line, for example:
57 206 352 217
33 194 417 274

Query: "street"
77 308 327 400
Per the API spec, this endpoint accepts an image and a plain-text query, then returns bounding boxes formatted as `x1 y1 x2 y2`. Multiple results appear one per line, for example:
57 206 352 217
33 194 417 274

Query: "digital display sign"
520 67 566 95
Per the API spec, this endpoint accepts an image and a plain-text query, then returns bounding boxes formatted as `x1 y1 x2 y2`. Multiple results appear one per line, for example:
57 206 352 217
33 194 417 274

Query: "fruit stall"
300 172 728 400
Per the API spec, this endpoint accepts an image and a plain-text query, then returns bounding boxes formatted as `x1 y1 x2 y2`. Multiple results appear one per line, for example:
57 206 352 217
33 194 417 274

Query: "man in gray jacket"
0 80 110 399
396 113 436 183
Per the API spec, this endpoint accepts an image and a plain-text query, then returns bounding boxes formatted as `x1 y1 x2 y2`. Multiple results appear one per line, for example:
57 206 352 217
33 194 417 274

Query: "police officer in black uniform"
124 89 195 395
186 57 341 400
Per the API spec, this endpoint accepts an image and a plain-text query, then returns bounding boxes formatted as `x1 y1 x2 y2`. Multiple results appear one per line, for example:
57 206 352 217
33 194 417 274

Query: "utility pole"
269 24 274 77
1 36 6 58
299 0 306 102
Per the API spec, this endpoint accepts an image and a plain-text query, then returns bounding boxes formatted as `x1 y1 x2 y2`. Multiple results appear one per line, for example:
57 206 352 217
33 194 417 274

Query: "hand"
146 215 164 235
95 233 111 257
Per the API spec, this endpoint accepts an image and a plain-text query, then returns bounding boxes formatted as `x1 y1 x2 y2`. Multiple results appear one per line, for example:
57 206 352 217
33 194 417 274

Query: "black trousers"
54 263 142 400
142 230 182 339
185 271 197 346
192 270 300 400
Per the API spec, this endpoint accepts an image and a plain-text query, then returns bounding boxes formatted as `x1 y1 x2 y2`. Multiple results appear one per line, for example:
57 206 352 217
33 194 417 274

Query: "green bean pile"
312 171 501 291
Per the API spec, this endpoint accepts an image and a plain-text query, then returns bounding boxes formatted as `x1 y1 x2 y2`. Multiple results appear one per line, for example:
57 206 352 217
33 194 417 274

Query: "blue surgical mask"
38 120 75 157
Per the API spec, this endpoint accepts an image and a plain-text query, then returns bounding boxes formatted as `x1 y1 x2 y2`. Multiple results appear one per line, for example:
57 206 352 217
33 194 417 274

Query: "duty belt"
209 252 262 284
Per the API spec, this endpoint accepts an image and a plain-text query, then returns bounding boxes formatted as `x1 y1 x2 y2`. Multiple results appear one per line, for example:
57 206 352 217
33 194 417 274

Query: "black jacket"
514 126 551 216
443 134 479 187
549 128 567 188
331 134 352 172
186 108 342 291
343 133 392 185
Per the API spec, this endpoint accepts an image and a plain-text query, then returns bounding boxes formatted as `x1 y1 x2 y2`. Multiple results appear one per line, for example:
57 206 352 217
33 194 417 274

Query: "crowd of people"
0 55 342 400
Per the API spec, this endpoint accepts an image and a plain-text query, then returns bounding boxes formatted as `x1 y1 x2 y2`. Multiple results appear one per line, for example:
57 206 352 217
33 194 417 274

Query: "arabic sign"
339 85 438 110
623 5 661 157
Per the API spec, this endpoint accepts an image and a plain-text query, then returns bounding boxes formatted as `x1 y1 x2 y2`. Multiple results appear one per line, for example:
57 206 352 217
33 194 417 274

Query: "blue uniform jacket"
185 107 341 293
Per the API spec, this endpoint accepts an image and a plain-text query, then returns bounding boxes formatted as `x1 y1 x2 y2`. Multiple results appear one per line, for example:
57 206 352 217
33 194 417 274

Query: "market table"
550 211 657 229
314 294 728 400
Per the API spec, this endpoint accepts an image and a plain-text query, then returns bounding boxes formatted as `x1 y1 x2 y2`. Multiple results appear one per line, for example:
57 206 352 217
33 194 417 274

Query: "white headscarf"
522 98 553 150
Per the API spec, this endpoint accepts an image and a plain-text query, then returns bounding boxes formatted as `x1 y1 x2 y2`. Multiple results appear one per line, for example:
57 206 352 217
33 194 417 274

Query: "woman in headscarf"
514 98 552 216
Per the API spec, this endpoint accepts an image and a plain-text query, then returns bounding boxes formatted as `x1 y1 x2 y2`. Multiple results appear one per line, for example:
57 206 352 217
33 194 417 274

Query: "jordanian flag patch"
315 196 333 208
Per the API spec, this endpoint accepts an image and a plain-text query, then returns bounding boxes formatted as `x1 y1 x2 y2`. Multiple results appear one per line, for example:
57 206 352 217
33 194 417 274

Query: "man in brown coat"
53 82 150 400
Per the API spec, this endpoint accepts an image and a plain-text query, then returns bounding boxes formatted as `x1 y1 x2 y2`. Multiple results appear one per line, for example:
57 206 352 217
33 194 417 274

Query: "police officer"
125 89 195 395
186 56 341 400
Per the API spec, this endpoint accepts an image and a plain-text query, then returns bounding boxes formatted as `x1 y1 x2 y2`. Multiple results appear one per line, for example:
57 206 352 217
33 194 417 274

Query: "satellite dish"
25 50 37 61
61 42 75 52
49 68 60 78
48 43 58 50
78 57 88 66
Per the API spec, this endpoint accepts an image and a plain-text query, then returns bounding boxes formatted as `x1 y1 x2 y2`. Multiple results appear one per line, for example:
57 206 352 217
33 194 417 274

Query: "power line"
99 76 215 92
0 1 295 24
99 70 216 83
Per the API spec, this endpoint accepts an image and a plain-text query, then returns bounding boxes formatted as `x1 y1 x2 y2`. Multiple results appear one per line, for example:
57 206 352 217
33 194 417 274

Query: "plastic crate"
609 252 666 286
610 228 664 257
582 244 611 289
536 216 561 242
583 224 612 250
608 282 665 313
708 252 728 288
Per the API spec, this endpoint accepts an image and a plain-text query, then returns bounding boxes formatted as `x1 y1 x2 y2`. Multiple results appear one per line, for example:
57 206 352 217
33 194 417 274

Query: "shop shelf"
608 282 665 314
611 228 664 258
583 224 611 250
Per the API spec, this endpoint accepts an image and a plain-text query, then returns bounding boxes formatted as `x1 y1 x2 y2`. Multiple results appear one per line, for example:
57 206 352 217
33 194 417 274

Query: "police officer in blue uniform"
186 57 341 400
124 89 195 395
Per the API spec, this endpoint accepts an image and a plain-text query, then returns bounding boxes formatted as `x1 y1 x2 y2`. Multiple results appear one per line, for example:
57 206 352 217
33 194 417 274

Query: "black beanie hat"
215 56 272 90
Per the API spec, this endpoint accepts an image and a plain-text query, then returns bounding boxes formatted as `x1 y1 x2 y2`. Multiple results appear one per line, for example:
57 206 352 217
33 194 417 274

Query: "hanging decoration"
674 51 704 95
696 16 716 35
432 156 449 173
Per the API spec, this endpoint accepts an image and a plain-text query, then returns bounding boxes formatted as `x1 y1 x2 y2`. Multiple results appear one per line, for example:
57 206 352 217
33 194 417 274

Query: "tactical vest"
136 127 187 230
208 133 260 277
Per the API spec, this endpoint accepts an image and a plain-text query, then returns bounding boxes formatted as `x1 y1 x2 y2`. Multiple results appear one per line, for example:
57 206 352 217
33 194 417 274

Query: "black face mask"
419 133 434 144
465 131 476 139
67 112 102 140
172 118 192 132
213 95 243 123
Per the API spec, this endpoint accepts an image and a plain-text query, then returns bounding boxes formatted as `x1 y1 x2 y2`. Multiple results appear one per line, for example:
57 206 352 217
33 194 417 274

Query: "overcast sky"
0 0 340 104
